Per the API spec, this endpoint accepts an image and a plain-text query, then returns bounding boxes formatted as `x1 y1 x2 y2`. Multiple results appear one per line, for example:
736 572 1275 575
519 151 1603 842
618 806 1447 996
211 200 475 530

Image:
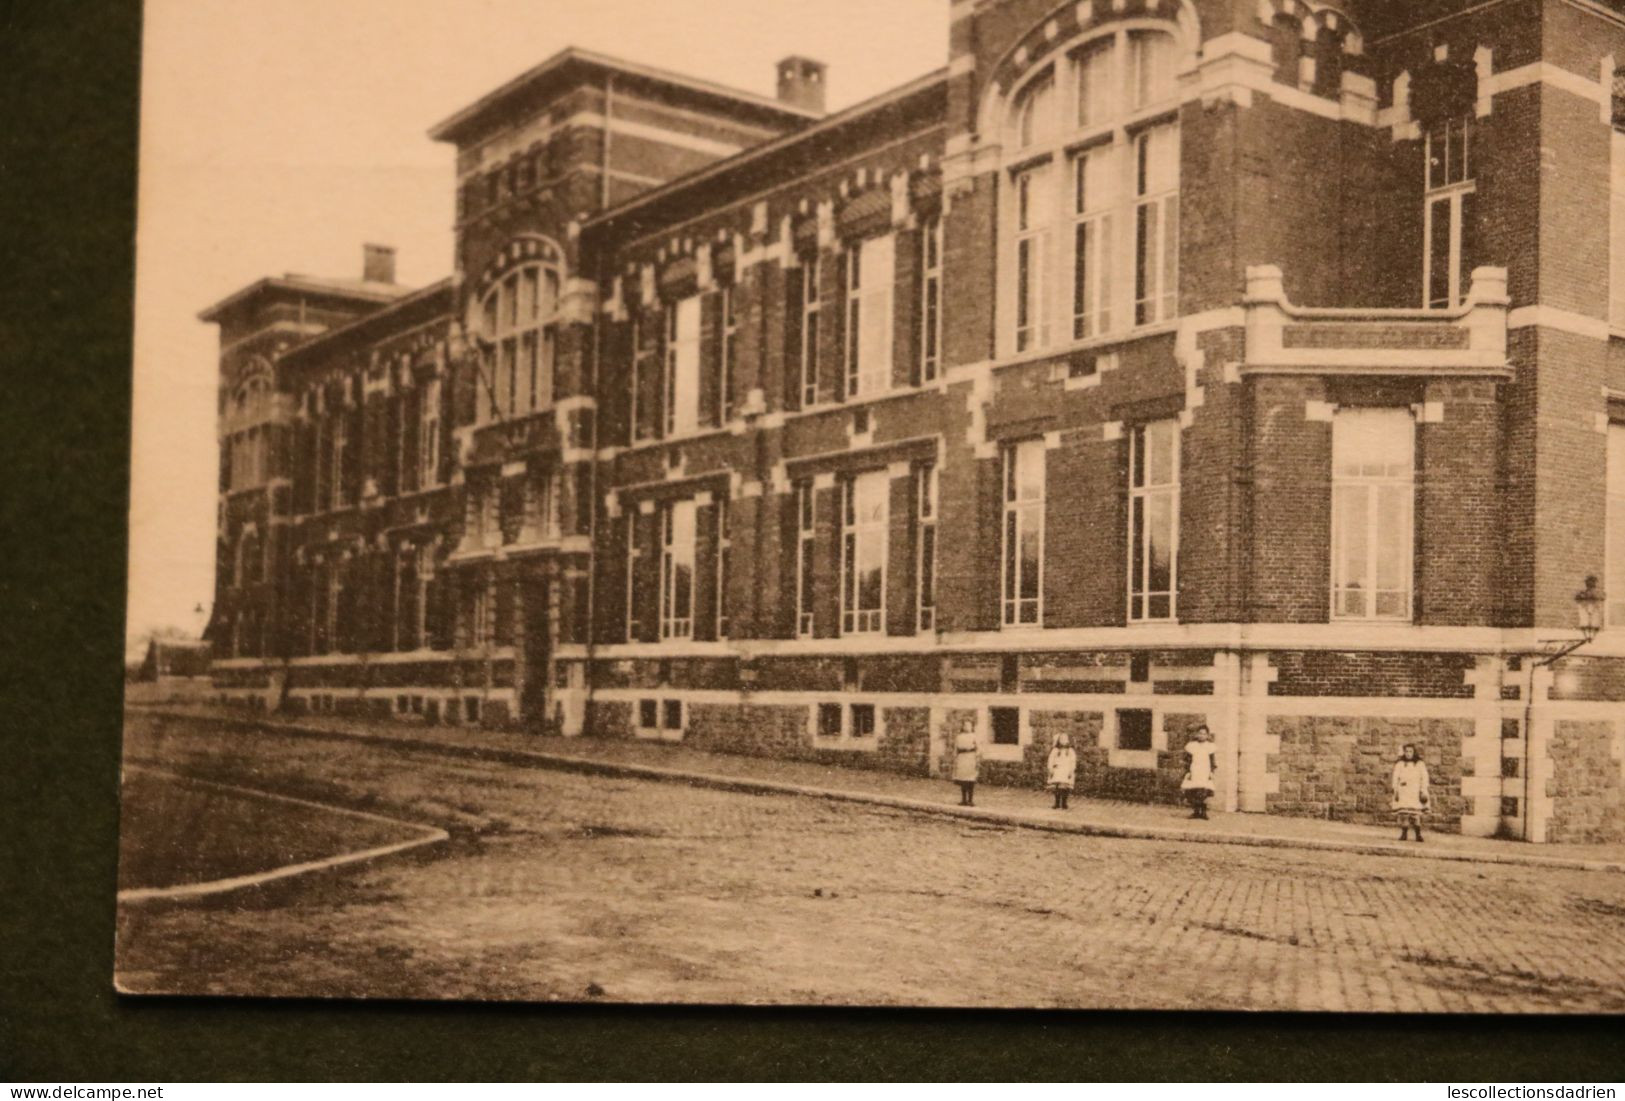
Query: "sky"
127 0 948 650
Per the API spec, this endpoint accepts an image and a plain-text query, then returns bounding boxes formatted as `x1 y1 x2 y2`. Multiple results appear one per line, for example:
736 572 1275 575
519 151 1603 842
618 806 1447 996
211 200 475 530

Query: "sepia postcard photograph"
118 0 1625 1012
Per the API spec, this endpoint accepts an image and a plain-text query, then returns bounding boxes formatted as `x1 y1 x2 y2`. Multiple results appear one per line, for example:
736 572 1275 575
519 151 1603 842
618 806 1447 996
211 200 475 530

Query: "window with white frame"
330 408 350 510
664 294 702 436
419 376 441 488
1002 439 1046 626
479 262 560 422
917 462 937 633
1014 165 1054 353
1128 418 1179 622
716 497 731 638
795 480 817 637
921 216 944 381
1423 116 1477 310
1605 423 1625 627
721 284 738 422
815 701 879 741
1331 408 1415 621
841 470 888 634
659 498 697 639
631 308 661 442
845 234 896 398
800 253 822 408
1611 130 1625 328
1002 28 1181 355
625 511 641 641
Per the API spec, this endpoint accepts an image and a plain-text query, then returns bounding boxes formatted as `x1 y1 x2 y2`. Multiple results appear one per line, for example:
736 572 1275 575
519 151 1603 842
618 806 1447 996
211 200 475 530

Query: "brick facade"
199 6 1625 842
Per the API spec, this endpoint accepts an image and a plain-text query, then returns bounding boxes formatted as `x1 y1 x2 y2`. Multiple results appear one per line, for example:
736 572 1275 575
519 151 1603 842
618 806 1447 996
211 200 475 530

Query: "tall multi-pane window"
479 262 560 422
1002 439 1045 626
1423 117 1476 309
1133 124 1179 326
631 308 661 442
917 462 938 632
419 377 440 488
1331 408 1415 621
921 218 944 382
795 481 817 637
1128 419 1179 622
800 253 822 408
393 546 418 652
1605 423 1625 627
1014 166 1052 353
720 284 738 422
330 409 349 510
845 234 896 398
841 470 888 634
625 512 641 641
1072 149 1115 339
664 295 702 437
659 499 696 639
715 497 731 639
1004 28 1181 355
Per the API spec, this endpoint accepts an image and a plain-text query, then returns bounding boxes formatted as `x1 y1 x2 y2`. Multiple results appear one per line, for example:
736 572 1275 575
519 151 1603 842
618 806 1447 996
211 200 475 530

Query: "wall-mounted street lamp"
1531 576 1606 668
1514 576 1606 843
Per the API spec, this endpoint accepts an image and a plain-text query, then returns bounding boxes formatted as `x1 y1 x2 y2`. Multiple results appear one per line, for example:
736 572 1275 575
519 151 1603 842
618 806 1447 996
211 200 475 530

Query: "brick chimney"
776 56 828 114
362 243 397 284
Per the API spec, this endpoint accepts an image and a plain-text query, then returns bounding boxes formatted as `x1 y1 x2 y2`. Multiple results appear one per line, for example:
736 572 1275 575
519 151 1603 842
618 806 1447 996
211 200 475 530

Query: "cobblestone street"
116 714 1625 1011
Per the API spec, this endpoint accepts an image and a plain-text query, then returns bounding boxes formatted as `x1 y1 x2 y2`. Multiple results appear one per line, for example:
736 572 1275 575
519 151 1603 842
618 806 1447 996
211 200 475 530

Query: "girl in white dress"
1182 725 1217 820
1045 731 1077 810
1391 743 1431 842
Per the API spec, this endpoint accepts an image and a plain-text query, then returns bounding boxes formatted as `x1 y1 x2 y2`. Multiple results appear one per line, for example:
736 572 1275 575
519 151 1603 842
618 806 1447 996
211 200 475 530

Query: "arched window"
478 261 561 424
1000 25 1184 356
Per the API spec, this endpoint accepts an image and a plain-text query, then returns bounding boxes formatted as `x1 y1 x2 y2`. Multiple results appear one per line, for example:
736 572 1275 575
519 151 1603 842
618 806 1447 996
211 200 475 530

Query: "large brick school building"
201 0 1625 842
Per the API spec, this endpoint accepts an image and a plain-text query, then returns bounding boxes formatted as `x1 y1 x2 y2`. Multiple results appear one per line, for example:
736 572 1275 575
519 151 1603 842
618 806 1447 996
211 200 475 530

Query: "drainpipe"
601 74 614 211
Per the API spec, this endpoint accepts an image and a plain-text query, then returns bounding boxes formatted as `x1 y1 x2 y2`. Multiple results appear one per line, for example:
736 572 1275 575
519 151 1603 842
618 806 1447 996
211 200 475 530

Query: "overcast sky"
127 0 947 648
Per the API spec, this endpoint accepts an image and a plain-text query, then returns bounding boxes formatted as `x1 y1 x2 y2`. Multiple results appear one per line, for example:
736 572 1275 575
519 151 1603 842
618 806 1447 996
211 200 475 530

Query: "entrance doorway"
520 574 552 727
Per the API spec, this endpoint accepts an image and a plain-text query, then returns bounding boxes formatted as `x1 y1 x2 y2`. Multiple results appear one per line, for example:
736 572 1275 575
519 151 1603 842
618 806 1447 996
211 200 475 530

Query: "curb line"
118 765 450 904
135 708 1625 876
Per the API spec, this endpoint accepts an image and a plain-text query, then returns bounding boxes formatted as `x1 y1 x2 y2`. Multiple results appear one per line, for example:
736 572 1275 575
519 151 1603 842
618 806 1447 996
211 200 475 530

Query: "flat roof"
198 274 413 324
428 46 822 146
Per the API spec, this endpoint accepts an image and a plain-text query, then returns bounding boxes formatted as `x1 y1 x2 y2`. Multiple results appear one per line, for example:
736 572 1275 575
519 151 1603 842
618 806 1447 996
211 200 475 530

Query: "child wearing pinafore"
1045 732 1077 810
1182 725 1217 820
1391 743 1431 842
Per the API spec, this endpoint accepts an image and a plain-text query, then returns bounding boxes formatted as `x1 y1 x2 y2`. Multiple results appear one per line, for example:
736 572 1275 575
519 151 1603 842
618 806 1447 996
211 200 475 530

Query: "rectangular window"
625 512 641 642
1072 148 1117 339
639 699 659 730
990 706 1022 746
1129 419 1179 622
659 499 696 639
664 295 702 437
419 378 440 488
850 703 877 739
498 338 517 419
920 218 943 382
716 497 731 639
917 463 937 633
817 701 843 737
1002 439 1046 627
1134 124 1179 326
795 481 817 637
845 234 896 399
801 253 822 408
493 577 516 648
662 699 683 731
841 470 888 635
1073 39 1115 128
1423 117 1476 310
1613 131 1625 328
816 702 878 740
519 332 536 414
1117 708 1153 751
1608 424 1625 627
1014 166 1053 352
330 410 349 509
721 285 738 422
1331 408 1415 621
631 310 661 442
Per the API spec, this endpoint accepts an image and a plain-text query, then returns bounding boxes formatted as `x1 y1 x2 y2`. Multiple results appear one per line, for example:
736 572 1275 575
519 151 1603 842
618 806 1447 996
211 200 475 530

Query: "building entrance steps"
132 703 1625 874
